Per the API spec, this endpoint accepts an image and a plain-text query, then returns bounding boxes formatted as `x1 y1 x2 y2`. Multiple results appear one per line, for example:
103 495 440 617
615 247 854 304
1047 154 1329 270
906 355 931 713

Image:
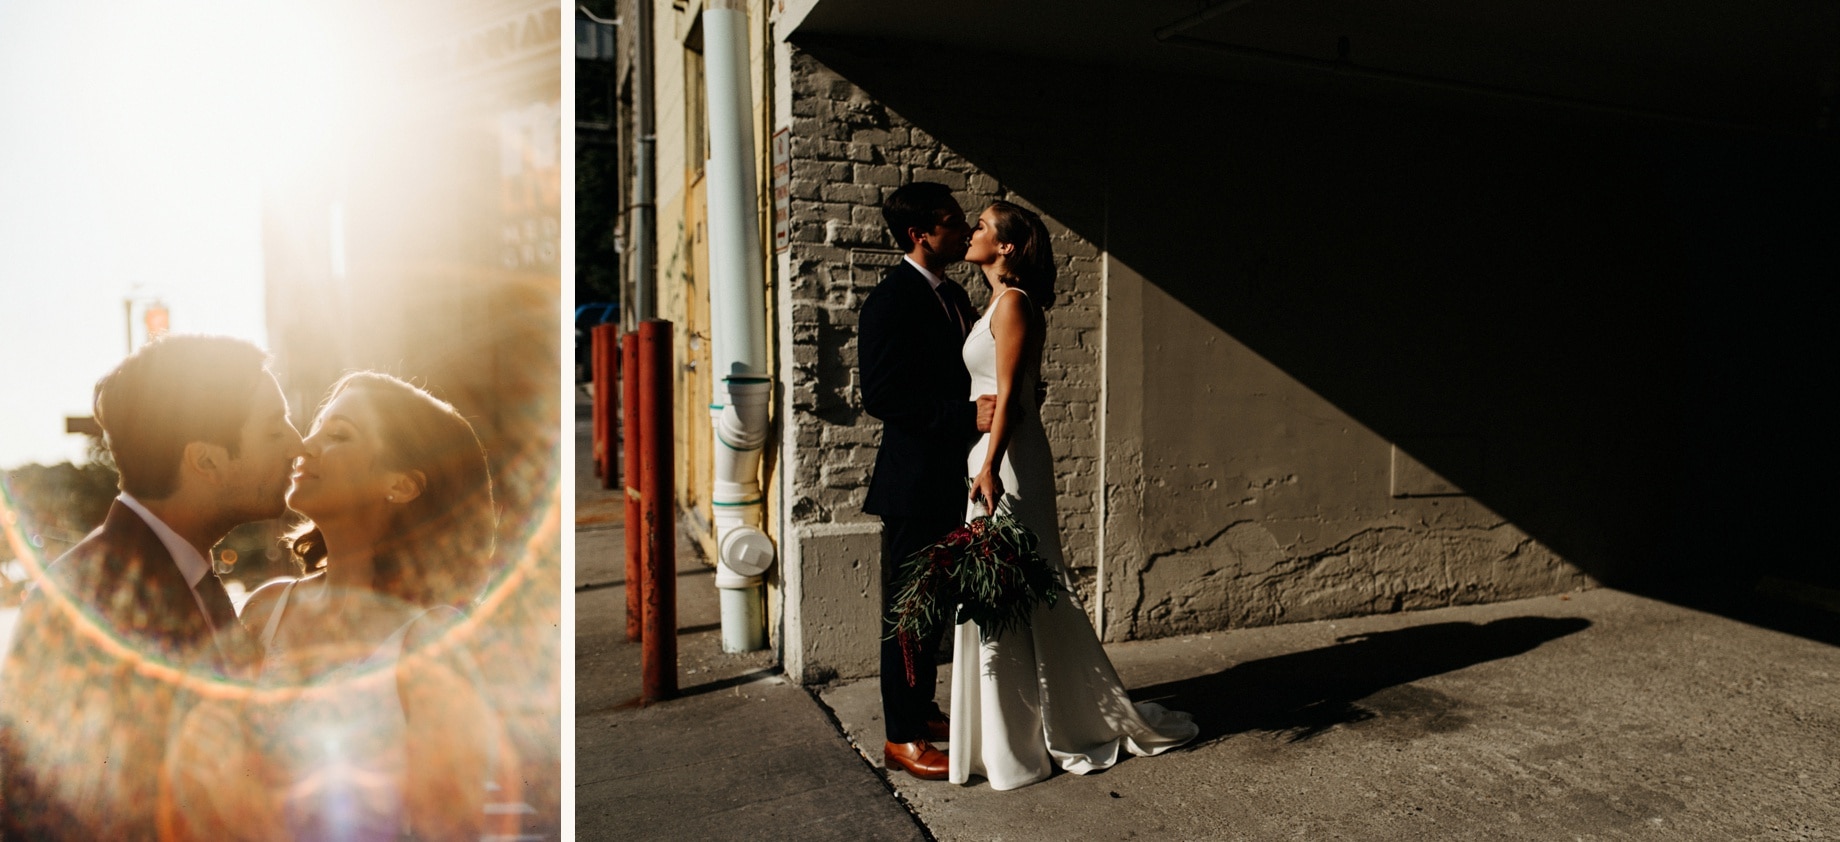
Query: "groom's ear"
181 440 228 483
385 469 427 505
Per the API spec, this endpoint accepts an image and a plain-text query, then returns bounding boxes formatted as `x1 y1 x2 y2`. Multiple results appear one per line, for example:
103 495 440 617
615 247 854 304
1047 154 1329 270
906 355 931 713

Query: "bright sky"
0 0 354 470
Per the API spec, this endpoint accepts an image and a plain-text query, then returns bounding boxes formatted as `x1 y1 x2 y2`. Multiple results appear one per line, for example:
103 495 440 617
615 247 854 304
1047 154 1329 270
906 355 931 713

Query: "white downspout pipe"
632 0 656 322
702 0 773 652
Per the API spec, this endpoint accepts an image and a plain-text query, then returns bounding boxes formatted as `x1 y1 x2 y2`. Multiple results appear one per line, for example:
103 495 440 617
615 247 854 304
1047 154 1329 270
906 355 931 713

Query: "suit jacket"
0 501 255 840
860 260 980 519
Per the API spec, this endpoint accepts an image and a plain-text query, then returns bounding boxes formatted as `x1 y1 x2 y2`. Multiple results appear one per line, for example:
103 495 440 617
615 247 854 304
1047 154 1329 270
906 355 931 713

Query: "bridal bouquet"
885 512 1061 684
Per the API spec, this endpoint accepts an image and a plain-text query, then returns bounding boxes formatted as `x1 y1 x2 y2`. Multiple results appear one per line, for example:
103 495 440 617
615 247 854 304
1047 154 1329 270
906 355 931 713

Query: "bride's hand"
969 467 1002 515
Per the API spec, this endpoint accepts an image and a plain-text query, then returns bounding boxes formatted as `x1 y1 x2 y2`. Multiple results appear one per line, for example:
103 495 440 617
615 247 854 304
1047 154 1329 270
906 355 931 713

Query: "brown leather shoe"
922 714 950 743
883 740 949 780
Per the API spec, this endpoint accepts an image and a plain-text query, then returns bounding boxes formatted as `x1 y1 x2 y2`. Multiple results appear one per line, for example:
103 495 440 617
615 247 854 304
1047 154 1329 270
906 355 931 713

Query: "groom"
0 334 304 839
859 182 994 780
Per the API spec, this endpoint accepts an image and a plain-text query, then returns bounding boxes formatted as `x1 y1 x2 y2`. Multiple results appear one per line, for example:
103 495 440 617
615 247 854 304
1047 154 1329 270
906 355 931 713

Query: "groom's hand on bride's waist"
975 394 996 432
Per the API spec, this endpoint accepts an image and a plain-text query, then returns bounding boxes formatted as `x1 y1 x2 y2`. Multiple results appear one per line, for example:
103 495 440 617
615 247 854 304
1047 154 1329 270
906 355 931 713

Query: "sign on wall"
772 127 790 253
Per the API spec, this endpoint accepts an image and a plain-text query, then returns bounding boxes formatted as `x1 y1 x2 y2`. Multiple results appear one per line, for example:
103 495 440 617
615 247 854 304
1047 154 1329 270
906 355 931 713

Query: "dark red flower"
884 513 1061 661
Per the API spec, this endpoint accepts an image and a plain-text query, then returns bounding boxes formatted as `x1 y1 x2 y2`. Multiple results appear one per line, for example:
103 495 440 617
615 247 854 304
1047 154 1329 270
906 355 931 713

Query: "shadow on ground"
1135 616 1590 744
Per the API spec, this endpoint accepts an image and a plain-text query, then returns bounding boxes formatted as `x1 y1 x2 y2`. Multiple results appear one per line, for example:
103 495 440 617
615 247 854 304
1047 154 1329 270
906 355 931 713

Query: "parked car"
575 302 619 381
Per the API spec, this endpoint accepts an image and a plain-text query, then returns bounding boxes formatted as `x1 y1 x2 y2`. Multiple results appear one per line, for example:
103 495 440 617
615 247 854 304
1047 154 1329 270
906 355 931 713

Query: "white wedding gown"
258 583 419 841
949 288 1199 790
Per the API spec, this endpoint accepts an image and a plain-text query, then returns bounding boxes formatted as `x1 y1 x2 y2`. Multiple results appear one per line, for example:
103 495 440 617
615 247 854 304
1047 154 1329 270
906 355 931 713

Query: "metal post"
590 324 607 478
594 324 619 488
638 319 676 703
622 331 643 642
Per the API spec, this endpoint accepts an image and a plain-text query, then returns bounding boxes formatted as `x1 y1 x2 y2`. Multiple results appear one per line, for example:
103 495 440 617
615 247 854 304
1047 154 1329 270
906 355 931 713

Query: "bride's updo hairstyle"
290 372 497 608
987 200 1056 310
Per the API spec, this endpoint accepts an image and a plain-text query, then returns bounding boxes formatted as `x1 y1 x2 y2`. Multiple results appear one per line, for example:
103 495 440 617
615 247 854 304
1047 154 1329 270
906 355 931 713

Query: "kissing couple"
0 335 508 840
860 182 1200 791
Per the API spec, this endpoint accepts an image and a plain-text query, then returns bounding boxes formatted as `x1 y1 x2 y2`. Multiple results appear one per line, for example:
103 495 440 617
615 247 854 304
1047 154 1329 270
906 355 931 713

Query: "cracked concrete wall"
1102 263 1592 641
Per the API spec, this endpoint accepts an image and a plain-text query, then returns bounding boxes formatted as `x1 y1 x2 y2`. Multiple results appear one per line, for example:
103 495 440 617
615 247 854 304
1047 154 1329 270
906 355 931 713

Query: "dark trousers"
879 510 960 743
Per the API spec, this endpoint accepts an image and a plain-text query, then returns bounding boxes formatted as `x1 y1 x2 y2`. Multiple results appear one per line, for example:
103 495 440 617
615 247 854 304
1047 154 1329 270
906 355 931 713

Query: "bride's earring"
386 495 396 503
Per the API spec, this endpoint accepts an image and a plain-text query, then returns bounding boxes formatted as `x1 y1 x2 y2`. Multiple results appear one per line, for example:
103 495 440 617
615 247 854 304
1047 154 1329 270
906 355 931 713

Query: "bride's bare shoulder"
241 576 295 621
988 287 1042 340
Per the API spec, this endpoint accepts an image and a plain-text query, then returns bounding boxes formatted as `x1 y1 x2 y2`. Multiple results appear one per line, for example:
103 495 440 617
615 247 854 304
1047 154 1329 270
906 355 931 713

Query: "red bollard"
638 319 677 703
594 325 619 489
622 331 642 643
592 325 615 481
590 326 605 477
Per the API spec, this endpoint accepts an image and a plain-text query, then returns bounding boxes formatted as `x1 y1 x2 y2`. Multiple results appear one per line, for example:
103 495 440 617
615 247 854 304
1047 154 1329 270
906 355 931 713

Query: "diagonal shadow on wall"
794 35 1840 643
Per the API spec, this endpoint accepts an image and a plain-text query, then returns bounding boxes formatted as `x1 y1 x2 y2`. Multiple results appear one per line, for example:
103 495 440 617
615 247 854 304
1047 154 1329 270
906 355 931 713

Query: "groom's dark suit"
0 500 255 840
859 258 979 744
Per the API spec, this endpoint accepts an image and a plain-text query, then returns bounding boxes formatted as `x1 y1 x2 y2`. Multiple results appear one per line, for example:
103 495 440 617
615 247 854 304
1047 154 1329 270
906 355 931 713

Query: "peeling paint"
1133 519 1589 638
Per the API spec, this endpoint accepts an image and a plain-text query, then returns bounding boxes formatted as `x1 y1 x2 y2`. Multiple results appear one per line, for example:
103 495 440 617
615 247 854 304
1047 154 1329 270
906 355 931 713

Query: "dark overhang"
785 0 1837 135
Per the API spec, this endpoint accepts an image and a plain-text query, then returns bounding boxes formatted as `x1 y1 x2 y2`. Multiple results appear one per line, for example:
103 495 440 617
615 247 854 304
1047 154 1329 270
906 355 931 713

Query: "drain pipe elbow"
715 378 772 452
709 380 775 652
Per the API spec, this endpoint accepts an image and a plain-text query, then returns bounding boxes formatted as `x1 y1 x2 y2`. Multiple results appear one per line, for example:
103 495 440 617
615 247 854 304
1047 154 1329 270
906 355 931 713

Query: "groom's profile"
859 182 994 780
0 334 304 839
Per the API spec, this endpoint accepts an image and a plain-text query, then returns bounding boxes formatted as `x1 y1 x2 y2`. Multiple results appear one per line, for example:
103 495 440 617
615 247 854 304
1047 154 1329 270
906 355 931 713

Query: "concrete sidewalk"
824 588 1840 840
571 391 923 841
575 384 1840 840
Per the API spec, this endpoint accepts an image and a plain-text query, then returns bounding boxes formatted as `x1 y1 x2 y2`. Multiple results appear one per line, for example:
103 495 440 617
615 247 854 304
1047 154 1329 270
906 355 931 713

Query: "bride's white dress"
257 583 420 841
949 288 1198 790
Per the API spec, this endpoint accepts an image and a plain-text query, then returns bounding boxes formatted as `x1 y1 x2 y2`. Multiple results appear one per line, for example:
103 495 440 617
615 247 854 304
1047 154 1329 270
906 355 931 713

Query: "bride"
167 372 509 839
952 201 1199 790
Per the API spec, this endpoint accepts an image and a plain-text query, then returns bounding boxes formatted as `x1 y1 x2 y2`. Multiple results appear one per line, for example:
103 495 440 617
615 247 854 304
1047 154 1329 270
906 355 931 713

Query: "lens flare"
0 464 559 838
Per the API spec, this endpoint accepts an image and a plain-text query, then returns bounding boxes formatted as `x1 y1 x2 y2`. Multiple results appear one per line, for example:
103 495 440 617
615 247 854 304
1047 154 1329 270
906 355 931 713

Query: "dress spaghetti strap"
259 580 299 651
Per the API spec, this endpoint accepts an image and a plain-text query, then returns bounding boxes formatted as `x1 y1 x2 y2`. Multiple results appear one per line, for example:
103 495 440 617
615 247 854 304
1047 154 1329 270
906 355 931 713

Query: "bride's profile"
167 372 510 840
953 201 1199 791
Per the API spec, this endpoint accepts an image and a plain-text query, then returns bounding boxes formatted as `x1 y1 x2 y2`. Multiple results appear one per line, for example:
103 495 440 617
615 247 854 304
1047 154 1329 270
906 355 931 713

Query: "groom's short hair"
94 334 272 500
882 182 959 251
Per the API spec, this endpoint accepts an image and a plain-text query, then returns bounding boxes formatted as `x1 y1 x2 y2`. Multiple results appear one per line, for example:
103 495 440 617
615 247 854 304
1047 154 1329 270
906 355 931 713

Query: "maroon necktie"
194 573 238 636
936 282 966 337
